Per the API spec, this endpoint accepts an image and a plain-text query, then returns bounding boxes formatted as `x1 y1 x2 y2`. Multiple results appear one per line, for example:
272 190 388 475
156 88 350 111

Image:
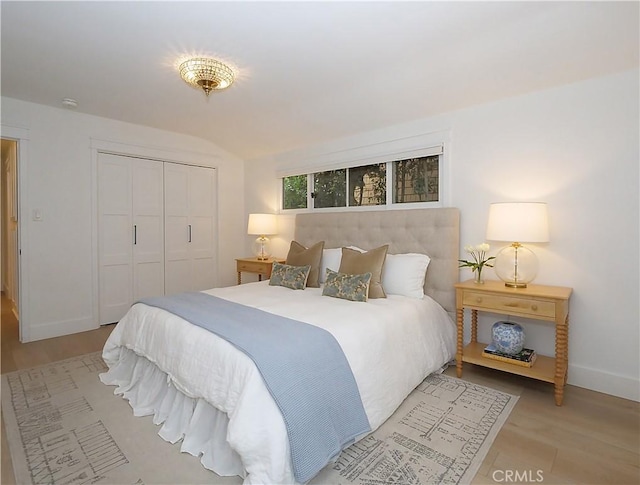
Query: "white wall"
1 97 245 341
244 69 640 401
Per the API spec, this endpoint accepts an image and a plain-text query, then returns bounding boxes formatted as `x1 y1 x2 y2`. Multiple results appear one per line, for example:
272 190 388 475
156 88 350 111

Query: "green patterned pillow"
269 262 311 290
322 269 372 302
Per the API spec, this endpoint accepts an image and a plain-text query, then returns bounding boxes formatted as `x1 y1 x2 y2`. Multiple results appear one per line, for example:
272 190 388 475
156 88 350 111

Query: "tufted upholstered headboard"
294 208 460 317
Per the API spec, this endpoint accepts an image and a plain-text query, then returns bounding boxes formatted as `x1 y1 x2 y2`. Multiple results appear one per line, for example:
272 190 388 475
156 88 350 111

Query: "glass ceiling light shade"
247 213 278 261
486 202 549 288
179 57 235 96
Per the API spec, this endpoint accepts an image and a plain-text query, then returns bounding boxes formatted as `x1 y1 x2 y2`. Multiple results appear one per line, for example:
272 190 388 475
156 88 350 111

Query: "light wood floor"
1 293 638 484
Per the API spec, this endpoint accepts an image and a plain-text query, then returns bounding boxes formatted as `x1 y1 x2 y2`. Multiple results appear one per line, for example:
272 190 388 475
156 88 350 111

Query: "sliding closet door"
98 153 164 324
164 163 217 295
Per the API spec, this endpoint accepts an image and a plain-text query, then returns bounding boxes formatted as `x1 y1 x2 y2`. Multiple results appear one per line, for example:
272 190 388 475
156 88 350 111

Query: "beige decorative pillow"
286 240 325 287
339 245 389 298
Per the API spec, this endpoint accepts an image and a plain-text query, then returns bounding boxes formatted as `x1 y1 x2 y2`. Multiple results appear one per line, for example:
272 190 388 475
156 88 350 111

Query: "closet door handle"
134 225 137 245
188 224 192 243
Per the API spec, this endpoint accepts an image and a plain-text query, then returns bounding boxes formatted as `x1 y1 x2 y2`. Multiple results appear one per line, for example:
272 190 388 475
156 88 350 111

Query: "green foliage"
314 169 346 208
282 156 439 210
283 175 307 209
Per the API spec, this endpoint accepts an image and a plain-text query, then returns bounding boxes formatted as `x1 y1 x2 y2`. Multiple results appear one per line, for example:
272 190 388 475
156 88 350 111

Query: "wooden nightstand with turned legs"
454 279 572 405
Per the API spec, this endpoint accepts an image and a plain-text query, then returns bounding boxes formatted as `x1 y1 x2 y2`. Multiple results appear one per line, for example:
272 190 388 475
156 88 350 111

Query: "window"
349 163 386 207
280 145 443 211
282 174 307 209
313 169 346 208
392 155 439 204
307 164 387 209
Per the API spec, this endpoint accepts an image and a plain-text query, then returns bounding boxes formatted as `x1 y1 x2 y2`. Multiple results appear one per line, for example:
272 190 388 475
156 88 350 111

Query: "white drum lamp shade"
247 213 278 260
486 202 549 288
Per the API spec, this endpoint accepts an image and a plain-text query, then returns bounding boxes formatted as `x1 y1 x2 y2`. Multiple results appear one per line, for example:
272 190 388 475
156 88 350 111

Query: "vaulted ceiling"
2 1 638 160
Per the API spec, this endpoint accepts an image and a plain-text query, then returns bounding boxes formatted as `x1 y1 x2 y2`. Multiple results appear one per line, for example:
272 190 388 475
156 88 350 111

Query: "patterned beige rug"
2 353 517 485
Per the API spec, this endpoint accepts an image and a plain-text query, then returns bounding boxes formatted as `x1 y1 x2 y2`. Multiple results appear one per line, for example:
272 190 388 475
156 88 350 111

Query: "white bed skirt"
100 347 246 480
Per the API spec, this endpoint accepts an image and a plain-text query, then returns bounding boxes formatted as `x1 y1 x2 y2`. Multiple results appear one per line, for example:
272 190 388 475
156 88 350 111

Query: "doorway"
1 139 19 325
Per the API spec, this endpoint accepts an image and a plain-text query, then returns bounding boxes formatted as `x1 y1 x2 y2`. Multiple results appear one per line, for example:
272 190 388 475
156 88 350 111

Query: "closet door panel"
165 215 192 295
188 166 217 290
164 163 217 293
165 214 189 262
134 262 164 300
132 160 164 300
165 260 191 296
132 213 165 299
164 163 192 294
100 215 132 266
98 154 133 324
133 215 164 262
188 166 215 215
100 265 132 324
189 215 215 290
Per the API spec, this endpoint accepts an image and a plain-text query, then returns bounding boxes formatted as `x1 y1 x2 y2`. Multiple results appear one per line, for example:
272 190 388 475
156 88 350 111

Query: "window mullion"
346 169 350 207
386 161 393 205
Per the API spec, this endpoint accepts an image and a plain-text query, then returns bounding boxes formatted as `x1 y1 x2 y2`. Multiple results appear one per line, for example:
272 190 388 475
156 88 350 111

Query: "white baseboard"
568 363 640 402
26 317 99 342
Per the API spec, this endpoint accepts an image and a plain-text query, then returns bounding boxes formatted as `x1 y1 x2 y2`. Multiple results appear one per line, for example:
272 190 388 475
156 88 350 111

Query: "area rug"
2 353 517 485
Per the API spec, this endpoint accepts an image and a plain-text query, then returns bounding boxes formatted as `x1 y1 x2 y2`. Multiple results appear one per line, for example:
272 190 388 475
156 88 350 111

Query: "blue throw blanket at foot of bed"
137 291 371 483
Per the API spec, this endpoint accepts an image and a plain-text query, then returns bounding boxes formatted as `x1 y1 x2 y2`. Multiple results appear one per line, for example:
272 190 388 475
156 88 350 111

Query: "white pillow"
319 248 343 283
381 253 431 299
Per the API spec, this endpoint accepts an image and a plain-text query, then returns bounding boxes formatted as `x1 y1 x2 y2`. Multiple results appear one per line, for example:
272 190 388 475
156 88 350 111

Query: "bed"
101 207 460 485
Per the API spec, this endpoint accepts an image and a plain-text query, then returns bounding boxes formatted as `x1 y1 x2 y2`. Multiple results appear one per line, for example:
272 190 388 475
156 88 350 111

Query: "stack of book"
482 343 537 367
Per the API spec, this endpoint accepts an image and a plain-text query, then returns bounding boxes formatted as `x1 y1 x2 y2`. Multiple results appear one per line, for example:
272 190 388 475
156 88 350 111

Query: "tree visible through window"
393 156 439 203
281 153 440 210
282 175 307 209
313 169 346 208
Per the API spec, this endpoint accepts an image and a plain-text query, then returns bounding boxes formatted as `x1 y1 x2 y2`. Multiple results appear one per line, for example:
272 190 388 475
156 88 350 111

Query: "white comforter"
102 281 456 484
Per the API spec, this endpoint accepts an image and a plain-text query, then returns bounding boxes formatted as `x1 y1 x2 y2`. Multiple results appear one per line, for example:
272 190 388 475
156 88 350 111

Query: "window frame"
278 138 450 213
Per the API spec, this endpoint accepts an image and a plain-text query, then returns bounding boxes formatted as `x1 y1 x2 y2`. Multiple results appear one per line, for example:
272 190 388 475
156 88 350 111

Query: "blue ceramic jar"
491 321 525 355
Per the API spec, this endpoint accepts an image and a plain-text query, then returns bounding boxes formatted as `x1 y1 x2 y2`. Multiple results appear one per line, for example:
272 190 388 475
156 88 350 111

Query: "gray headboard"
294 208 460 316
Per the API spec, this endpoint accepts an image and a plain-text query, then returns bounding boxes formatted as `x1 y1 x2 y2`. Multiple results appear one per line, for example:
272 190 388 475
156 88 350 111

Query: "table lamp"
247 213 278 260
486 202 549 288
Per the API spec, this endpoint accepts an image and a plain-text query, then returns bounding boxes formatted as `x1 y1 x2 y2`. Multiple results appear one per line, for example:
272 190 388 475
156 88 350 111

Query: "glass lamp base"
494 243 538 288
252 236 272 260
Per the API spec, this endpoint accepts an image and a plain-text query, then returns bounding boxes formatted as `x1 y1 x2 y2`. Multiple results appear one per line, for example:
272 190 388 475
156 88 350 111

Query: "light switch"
33 209 43 221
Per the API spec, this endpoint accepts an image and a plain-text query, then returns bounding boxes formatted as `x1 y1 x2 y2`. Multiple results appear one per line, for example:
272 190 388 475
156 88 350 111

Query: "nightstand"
236 257 285 284
454 279 572 405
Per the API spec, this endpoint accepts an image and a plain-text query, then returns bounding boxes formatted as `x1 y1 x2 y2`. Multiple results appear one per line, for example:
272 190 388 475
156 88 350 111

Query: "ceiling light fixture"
178 57 235 96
